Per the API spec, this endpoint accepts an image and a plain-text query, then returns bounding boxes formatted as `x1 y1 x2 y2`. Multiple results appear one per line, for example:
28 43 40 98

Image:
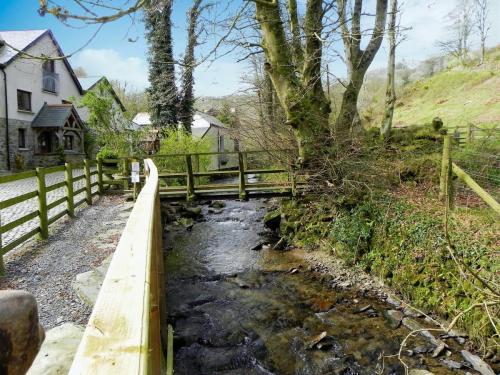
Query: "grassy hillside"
368 46 500 129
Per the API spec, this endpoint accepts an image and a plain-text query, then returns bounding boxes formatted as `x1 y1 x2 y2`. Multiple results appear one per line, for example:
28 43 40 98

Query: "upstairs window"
42 59 55 73
18 129 26 148
17 90 32 111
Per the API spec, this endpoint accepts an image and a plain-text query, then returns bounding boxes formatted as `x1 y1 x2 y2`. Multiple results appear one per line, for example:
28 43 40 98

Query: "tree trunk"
255 0 330 165
380 0 397 141
145 0 178 128
336 0 388 137
179 0 204 133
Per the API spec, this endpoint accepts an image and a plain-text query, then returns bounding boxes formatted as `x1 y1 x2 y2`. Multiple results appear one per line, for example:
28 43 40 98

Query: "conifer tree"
145 0 178 128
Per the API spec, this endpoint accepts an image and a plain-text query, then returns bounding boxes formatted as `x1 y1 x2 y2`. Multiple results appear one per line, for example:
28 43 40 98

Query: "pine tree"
145 0 178 128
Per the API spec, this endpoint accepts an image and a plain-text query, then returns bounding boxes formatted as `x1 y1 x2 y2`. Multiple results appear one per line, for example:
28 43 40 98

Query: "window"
17 90 32 111
64 134 74 150
18 129 26 148
42 59 55 73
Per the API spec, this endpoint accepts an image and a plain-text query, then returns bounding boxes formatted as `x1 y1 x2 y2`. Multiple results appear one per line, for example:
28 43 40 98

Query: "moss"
281 193 498 345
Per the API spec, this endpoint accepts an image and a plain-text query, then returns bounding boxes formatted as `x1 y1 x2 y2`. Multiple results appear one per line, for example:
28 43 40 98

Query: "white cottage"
132 111 238 170
0 29 87 170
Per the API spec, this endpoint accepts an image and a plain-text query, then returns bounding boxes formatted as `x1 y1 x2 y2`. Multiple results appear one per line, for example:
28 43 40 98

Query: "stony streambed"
164 199 491 375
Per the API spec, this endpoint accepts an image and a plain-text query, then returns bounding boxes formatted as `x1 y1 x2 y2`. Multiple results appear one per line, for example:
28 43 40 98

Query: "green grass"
367 46 500 131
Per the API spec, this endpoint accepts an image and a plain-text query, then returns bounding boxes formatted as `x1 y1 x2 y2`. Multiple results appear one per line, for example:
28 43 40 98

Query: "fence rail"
69 158 168 374
0 159 109 274
439 134 500 215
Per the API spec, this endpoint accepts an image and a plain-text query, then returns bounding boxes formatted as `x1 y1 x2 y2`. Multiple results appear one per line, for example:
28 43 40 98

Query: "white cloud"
71 49 148 90
71 48 246 97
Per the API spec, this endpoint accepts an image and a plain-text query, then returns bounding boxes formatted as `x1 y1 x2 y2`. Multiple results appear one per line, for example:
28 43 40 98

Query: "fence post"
65 163 75 218
193 154 200 185
123 158 130 191
467 123 473 143
84 159 92 205
36 167 49 240
185 154 195 201
242 152 248 184
238 152 247 200
97 157 103 194
0 214 4 275
439 134 453 208
291 169 297 198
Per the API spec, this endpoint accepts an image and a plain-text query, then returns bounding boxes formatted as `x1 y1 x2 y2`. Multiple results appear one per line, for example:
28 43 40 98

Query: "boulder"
263 210 281 230
27 323 84 375
0 290 45 375
209 201 226 209
72 269 104 307
383 309 404 329
409 370 434 375
461 350 495 375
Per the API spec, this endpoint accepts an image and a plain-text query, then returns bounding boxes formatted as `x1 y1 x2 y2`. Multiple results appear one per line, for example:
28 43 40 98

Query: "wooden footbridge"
69 152 300 374
0 150 300 374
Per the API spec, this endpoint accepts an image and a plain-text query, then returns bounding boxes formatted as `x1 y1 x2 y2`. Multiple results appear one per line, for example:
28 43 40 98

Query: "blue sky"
0 0 499 97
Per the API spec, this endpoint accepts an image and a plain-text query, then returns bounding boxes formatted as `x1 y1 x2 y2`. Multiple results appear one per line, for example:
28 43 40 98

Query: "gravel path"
0 168 97 247
0 195 132 329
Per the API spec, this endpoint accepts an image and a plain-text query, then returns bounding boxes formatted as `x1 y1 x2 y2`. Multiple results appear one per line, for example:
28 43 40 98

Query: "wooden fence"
146 150 299 201
69 158 170 374
439 134 500 215
0 160 98 274
451 124 499 146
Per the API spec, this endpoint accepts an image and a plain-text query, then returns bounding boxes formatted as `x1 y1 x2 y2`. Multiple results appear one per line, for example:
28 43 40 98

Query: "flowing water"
164 199 473 375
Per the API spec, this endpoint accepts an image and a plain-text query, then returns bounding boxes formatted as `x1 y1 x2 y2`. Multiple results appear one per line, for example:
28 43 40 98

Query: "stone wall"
0 118 85 171
0 117 34 171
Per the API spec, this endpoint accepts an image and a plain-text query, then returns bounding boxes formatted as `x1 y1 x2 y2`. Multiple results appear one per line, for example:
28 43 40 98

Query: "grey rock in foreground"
72 254 113 307
0 290 45 374
461 350 495 375
27 323 84 375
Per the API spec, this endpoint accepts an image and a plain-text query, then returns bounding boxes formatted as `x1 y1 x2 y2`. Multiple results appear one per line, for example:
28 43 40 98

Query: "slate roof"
194 111 226 128
132 112 151 129
0 29 46 65
32 104 83 128
0 29 83 94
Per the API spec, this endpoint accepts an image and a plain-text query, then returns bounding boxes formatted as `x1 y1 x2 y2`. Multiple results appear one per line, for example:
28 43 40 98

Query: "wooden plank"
238 152 246 200
73 187 87 196
192 170 238 177
0 211 39 234
245 168 287 174
452 163 500 215
102 158 121 163
66 163 75 218
37 167 49 239
48 209 68 225
0 191 38 209
102 168 120 174
166 325 174 375
158 173 186 179
69 159 162 374
74 198 87 208
47 196 67 210
1 227 41 255
97 158 103 194
72 174 86 182
185 154 195 201
84 159 92 205
46 180 66 192
43 165 66 174
0 170 36 184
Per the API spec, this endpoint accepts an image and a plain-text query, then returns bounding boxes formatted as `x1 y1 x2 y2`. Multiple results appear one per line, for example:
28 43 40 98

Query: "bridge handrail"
69 158 166 374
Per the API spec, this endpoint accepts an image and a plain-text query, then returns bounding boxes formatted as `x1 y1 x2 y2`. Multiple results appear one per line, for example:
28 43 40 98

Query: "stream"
164 199 478 375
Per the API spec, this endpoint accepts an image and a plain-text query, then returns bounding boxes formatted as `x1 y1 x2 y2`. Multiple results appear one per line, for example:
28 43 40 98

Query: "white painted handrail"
69 159 165 374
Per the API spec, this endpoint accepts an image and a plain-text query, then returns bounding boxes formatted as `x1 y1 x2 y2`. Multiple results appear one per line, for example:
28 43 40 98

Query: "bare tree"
336 0 388 137
179 0 208 133
438 0 474 63
473 0 490 65
380 0 398 141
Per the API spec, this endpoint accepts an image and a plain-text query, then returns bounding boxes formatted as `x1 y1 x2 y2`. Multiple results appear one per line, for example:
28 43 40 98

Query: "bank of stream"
164 199 485 375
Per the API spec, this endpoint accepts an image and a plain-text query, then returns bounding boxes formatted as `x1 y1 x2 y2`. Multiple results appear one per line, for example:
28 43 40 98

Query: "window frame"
18 128 27 149
64 134 74 151
17 90 32 112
